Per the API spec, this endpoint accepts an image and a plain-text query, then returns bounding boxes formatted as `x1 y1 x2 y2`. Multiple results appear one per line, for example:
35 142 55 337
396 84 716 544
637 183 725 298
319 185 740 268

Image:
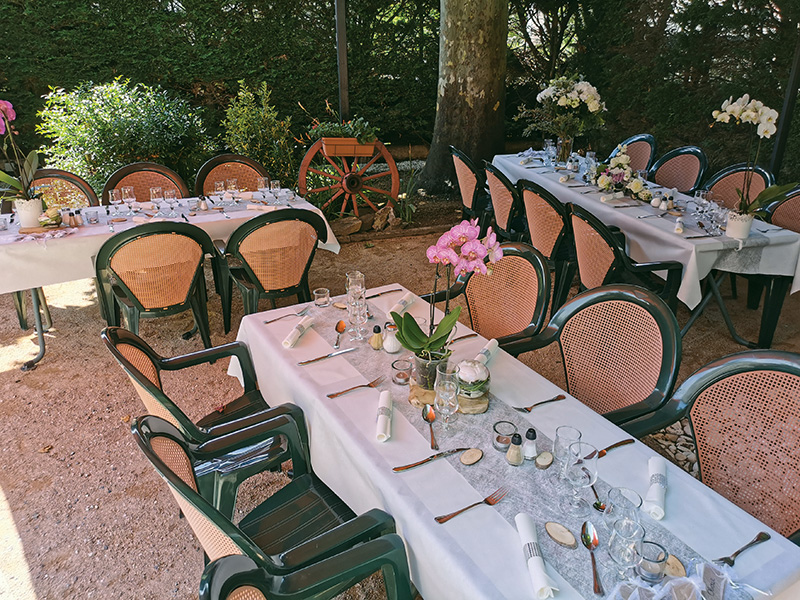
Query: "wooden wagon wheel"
297 139 400 217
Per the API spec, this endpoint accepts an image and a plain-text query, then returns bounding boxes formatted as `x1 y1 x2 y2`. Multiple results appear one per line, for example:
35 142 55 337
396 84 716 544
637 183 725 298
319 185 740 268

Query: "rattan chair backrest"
519 183 565 259
625 140 655 174
571 213 615 289
704 164 773 210
102 162 190 204
769 189 800 232
239 221 319 291
452 151 479 210
31 169 99 209
484 164 518 233
226 586 268 600
648 146 707 193
194 154 269 197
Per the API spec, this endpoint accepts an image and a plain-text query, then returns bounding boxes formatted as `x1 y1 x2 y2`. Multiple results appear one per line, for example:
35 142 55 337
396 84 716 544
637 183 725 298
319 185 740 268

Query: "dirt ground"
1 207 799 599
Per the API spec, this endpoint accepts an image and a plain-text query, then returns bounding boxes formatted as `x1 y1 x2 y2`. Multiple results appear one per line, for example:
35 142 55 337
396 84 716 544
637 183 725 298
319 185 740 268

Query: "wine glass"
347 296 369 341
226 178 239 204
552 425 581 480
121 186 136 216
108 189 122 215
434 363 460 431
607 518 645 581
213 180 225 203
164 189 178 218
150 186 165 217
563 442 598 517
602 487 642 533
256 177 269 202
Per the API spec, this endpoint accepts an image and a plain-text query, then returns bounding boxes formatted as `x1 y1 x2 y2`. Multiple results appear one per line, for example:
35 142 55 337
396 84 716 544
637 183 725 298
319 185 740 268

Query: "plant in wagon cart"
711 95 796 238
515 74 606 164
390 220 503 389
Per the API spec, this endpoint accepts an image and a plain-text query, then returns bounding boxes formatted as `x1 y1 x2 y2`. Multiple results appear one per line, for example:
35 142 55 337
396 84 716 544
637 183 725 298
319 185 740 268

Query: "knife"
366 288 403 299
597 439 635 458
182 214 190 223
447 333 478 344
393 448 470 472
297 347 356 366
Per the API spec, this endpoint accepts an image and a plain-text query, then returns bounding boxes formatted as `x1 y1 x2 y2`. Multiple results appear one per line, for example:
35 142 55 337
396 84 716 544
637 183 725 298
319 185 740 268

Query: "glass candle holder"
391 359 412 385
313 288 330 307
492 421 517 452
635 541 669 584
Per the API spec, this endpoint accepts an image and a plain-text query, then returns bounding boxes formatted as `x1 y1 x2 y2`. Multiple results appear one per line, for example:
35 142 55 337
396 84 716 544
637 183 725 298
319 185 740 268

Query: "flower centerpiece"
390 220 502 389
0 100 48 228
515 74 606 163
592 145 653 203
711 94 796 238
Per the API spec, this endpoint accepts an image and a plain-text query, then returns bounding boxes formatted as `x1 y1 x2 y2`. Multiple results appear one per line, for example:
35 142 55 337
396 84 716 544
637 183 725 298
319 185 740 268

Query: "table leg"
681 272 757 349
757 276 791 348
22 288 47 371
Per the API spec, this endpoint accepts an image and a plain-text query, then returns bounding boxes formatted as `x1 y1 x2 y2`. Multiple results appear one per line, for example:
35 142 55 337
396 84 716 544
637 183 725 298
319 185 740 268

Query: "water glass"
434 363 460 431
214 180 225 199
270 179 281 193
345 270 365 299
563 442 598 517
256 176 268 193
150 187 164 216
347 297 369 341
313 287 330 307
552 425 582 479
635 541 669 584
164 189 178 218
85 209 100 225
636 169 648 182
121 186 136 216
603 487 642 532
226 178 239 204
108 189 122 215
607 518 645 580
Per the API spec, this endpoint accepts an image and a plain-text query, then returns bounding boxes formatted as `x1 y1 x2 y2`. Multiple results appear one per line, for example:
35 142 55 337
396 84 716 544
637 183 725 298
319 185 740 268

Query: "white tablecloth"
229 284 800 599
0 195 339 295
492 154 800 309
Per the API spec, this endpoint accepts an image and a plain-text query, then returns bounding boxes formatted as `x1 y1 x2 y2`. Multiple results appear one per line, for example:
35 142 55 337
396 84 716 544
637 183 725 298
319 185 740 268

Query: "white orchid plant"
712 95 795 214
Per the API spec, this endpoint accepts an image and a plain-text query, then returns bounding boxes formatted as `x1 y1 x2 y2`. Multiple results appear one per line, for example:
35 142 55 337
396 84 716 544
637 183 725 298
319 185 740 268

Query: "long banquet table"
229 284 800 599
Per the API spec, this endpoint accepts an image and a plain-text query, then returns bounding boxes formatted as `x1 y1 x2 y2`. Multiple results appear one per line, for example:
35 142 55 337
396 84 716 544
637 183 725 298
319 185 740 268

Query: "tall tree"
417 0 508 192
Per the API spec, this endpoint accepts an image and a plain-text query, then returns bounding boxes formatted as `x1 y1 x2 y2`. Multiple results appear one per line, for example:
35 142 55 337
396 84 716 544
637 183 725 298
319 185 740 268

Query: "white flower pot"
726 212 754 240
14 198 44 228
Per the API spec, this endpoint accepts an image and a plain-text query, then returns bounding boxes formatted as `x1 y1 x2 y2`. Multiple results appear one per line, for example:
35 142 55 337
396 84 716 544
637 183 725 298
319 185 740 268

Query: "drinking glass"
607 518 645 581
164 189 178 218
602 487 642 533
108 189 122 215
563 442 598 517
636 169 648 182
434 363 460 431
226 178 239 204
543 140 556 167
345 270 365 299
214 180 225 201
635 541 669 584
256 176 269 200
121 186 136 216
150 187 165 217
347 296 369 340
552 425 582 479
270 179 281 192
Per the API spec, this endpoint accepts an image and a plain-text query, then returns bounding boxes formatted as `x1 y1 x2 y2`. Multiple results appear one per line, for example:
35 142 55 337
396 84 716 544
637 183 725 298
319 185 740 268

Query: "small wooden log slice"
19 225 63 234
535 451 554 470
545 522 577 549
457 391 488 414
408 380 435 407
333 302 348 310
665 554 686 578
460 448 483 465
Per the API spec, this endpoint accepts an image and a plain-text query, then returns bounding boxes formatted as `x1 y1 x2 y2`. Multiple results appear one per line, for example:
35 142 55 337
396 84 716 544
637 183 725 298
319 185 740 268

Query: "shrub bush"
37 79 213 193
221 81 298 184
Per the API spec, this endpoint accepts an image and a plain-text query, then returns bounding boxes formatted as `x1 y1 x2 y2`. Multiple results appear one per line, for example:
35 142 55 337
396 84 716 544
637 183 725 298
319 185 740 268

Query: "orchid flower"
460 239 488 262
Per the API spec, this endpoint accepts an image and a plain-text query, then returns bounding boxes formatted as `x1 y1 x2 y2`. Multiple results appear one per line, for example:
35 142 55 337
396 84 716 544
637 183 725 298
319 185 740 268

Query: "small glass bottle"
369 325 383 350
382 322 402 353
523 428 538 461
74 209 84 226
506 433 524 466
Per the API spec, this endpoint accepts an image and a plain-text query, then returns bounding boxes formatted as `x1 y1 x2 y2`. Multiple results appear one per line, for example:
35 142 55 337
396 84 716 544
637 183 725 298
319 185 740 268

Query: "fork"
327 376 385 398
714 531 770 567
434 487 508 524
263 305 310 324
512 394 566 412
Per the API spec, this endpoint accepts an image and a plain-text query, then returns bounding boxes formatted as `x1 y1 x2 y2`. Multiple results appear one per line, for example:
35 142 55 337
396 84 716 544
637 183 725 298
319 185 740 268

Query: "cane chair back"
648 146 708 194
450 147 492 235
30 169 99 209
571 212 616 289
484 161 522 240
102 162 190 205
703 163 774 210
608 134 657 173
517 180 568 259
463 243 550 340
195 154 269 197
764 186 800 233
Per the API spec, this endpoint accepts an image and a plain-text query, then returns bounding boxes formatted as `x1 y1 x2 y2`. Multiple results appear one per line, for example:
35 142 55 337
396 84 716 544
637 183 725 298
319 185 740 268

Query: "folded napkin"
223 191 234 201
642 456 667 520
559 173 573 183
515 513 559 599
376 390 393 442
138 202 155 210
238 191 253 200
474 339 499 365
281 315 314 348
388 292 415 315
132 216 165 224
246 204 277 212
674 218 684 234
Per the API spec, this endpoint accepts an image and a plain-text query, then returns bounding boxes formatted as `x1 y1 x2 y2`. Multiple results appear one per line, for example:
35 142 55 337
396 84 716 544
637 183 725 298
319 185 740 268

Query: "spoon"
422 405 439 450
581 521 604 596
333 320 346 349
590 486 605 512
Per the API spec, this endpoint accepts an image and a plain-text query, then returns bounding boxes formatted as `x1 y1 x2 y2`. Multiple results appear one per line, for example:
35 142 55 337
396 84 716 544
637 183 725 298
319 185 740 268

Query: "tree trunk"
417 0 508 193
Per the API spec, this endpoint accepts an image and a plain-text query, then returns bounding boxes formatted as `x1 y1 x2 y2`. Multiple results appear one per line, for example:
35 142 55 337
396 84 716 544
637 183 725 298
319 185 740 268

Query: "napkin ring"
523 541 542 560
292 323 305 334
377 406 392 418
478 348 491 359
650 473 667 488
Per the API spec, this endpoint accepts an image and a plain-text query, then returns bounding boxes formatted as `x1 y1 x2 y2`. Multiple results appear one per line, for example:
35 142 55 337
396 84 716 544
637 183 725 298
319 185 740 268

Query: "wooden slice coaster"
333 302 347 310
110 218 127 223
545 522 577 549
535 451 554 470
668 209 683 217
460 448 483 466
212 206 224 211
665 554 686 578
458 392 488 414
19 225 62 234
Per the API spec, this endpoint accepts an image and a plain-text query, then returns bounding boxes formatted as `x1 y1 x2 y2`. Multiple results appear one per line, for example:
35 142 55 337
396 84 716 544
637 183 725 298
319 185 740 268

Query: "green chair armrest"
601 390 668 427
618 396 689 439
161 341 259 393
499 324 560 357
213 238 226 256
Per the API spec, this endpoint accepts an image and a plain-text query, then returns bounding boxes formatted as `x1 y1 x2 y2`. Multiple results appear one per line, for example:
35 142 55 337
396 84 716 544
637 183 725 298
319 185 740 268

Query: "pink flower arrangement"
426 220 503 276
0 100 17 135
0 99 41 203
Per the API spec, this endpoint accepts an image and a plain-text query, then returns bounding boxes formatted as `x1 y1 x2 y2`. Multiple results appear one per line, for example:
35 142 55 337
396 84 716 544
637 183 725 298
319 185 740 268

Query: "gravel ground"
1 227 798 599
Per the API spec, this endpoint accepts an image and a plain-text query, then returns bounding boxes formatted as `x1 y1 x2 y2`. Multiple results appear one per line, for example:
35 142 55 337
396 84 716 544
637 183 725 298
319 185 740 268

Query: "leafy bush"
37 79 213 193
221 81 297 184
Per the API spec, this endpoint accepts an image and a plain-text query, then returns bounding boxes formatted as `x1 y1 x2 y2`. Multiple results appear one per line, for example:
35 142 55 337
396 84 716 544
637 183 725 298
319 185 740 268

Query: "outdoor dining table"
229 284 800 599
0 193 339 369
491 154 800 348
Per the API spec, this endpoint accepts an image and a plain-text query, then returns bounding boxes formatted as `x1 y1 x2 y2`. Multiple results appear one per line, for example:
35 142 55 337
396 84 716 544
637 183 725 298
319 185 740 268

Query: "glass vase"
557 137 573 165
413 351 449 391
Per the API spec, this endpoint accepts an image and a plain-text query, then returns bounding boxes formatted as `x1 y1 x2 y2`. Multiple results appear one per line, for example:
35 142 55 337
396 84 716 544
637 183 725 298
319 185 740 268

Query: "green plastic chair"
619 350 800 545
132 415 412 596
450 146 492 236
504 285 681 427
96 222 225 348
215 209 328 333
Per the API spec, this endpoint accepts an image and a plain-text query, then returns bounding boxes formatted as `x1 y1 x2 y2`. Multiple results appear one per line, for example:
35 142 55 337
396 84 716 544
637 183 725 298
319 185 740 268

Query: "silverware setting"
580 189 597 194
392 447 470 472
581 521 604 596
713 531 770 567
513 394 566 413
263 305 310 324
447 333 478 345
422 405 438 450
637 212 668 219
366 288 403 299
434 486 508 524
596 439 635 459
611 204 640 209
299 347 357 367
684 232 721 239
327 374 384 397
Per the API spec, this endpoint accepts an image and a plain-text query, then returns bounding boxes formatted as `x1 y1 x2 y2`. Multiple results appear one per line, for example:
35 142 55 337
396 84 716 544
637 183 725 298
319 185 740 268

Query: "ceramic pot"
726 211 754 240
14 197 43 228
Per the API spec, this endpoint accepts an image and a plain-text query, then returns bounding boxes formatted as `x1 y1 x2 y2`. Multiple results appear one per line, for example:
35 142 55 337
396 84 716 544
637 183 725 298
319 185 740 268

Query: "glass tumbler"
552 425 582 479
434 363 460 431
635 541 669 584
607 518 645 581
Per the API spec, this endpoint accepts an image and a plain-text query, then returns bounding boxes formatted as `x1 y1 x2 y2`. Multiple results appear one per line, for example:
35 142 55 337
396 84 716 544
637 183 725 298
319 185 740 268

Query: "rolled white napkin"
674 218 684 234
132 216 165 224
281 315 314 348
474 339 499 365
559 173 573 183
642 456 667 520
247 204 277 212
376 390 392 442
138 202 155 210
388 292 415 315
515 513 559 599
223 191 234 202
600 194 613 203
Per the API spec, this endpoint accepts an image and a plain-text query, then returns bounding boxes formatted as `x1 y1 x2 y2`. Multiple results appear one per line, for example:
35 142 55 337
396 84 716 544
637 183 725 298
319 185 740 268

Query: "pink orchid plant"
0 100 41 203
392 220 503 359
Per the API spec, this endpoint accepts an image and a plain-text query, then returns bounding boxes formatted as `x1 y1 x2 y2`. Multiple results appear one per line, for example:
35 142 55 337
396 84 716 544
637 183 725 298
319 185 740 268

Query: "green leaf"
749 182 798 212
428 306 461 345
400 312 428 346
0 171 23 191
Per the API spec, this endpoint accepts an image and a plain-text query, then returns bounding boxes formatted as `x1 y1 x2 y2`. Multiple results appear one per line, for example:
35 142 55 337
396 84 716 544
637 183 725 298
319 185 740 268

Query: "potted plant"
515 74 605 164
592 145 653 203
711 94 796 239
0 100 45 228
303 101 379 157
390 220 503 389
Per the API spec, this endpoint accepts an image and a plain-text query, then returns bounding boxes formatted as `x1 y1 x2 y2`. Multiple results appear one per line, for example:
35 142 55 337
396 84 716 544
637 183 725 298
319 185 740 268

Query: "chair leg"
552 261 577 312
747 276 765 310
222 276 233 334
189 290 212 349
121 303 140 335
12 290 28 329
37 288 52 331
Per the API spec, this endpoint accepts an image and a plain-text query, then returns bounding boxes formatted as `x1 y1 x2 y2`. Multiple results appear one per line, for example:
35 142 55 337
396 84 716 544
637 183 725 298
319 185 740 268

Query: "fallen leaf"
364 242 375 248
39 445 53 454
120 415 131 423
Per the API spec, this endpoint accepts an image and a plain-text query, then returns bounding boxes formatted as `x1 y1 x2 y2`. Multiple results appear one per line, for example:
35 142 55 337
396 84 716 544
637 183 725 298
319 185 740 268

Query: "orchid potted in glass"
0 100 46 227
390 220 502 389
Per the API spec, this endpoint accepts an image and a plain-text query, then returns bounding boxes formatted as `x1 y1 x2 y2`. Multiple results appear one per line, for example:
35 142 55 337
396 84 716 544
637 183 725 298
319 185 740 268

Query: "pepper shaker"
505 433 524 466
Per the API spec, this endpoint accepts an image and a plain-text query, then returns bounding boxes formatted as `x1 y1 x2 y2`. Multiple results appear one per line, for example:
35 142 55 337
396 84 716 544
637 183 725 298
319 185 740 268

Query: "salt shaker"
505 433 524 466
523 428 538 460
382 322 402 354
199 198 208 211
